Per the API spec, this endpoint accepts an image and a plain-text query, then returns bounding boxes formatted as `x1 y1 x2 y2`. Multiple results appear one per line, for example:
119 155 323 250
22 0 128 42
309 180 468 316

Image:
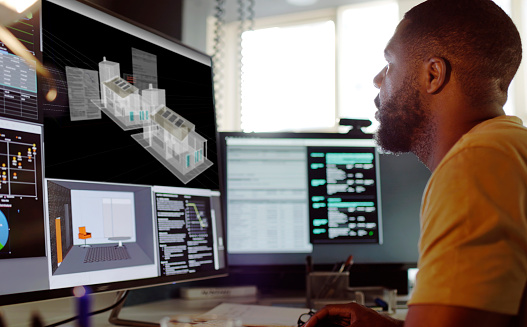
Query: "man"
303 0 527 326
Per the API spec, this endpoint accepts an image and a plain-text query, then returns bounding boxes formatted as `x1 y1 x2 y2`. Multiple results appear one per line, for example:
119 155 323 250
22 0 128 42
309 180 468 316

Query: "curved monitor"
219 131 430 266
0 0 227 306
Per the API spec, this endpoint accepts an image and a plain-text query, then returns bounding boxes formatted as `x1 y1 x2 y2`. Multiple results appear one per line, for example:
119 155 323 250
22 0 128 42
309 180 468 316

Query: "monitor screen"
219 132 431 266
223 133 382 251
0 0 227 306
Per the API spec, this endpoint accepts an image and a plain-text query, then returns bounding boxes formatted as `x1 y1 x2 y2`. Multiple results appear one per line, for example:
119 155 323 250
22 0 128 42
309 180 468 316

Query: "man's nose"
373 66 387 89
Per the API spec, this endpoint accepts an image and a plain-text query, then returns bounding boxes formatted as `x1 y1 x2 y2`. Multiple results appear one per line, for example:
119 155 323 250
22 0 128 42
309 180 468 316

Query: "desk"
95 296 408 326
0 292 408 326
1 293 257 326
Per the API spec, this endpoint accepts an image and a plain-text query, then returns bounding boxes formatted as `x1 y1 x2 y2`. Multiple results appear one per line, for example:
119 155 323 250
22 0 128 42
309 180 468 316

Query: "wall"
83 0 183 41
181 0 422 53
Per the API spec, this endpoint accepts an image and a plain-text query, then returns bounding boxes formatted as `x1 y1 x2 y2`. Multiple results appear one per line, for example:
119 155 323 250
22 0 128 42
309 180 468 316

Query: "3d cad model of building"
141 84 166 121
99 57 119 106
143 106 208 176
99 57 147 126
92 55 212 184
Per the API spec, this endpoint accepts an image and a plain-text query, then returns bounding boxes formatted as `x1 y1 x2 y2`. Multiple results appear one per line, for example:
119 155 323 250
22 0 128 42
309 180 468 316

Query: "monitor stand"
108 290 159 327
108 237 131 248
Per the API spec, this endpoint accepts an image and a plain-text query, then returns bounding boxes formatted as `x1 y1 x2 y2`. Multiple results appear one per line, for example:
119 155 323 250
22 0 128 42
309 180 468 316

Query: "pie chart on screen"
0 211 8 251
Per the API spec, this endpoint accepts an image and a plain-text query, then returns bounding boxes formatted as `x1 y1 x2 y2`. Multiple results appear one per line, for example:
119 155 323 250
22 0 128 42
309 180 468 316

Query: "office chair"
78 226 92 247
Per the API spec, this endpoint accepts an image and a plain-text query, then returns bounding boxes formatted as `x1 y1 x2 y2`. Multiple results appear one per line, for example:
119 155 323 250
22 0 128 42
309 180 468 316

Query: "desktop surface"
0 290 409 326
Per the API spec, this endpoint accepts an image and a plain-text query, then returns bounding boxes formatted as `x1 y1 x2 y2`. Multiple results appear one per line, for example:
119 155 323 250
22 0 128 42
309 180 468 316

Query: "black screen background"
40 1 219 190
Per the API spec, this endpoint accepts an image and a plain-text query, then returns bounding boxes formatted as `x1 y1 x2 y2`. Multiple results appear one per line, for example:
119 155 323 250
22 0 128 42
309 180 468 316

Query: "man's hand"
302 303 404 327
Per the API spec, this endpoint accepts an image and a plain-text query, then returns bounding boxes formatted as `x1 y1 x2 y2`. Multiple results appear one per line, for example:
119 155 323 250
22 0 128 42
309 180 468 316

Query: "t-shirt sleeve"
408 146 527 315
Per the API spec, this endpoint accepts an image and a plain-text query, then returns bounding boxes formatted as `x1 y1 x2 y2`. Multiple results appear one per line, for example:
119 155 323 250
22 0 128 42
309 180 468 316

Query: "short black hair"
402 0 522 105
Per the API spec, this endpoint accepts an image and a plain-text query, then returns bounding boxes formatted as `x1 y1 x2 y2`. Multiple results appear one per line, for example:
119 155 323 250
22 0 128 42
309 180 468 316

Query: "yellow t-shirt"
408 115 527 316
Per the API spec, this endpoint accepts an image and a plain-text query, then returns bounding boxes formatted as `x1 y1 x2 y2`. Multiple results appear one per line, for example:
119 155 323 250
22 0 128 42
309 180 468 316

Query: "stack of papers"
198 303 309 327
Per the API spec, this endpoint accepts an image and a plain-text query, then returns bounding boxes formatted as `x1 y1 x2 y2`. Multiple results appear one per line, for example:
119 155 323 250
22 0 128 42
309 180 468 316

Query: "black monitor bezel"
0 0 228 307
218 131 380 250
218 131 428 268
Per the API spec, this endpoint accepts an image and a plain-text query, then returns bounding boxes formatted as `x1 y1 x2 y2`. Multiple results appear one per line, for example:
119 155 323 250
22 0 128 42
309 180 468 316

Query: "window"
240 20 336 132
210 0 527 132
337 1 399 133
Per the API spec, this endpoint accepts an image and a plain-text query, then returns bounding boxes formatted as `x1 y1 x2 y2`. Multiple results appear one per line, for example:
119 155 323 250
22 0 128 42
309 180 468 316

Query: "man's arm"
405 304 512 327
302 303 512 327
302 303 403 327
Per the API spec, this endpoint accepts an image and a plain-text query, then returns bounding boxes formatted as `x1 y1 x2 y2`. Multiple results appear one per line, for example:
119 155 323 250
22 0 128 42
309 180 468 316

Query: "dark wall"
82 0 183 40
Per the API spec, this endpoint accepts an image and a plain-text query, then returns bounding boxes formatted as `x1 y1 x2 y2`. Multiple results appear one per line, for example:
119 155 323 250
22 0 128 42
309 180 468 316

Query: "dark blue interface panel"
308 145 381 243
0 10 40 122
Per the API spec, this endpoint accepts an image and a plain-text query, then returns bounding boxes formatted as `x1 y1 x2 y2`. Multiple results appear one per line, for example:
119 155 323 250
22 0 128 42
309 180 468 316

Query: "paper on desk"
200 302 308 327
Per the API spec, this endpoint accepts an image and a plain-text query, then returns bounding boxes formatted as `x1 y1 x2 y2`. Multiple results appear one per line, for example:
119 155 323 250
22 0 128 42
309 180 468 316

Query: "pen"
330 261 342 272
319 255 354 298
341 255 354 272
73 286 91 327
374 298 389 311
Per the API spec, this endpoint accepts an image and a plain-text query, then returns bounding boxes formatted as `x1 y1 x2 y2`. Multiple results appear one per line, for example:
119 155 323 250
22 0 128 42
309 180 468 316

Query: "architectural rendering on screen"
97 56 146 130
131 105 213 185
64 49 213 185
47 180 157 289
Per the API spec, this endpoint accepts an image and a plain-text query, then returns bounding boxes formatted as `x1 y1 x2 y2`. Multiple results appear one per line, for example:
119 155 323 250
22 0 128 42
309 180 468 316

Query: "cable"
237 0 246 130
212 0 226 129
44 290 129 327
213 0 255 131
238 0 256 130
247 0 255 32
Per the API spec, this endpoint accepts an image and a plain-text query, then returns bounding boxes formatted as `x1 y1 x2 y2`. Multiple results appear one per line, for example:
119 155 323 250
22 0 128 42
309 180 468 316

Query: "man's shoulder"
429 115 527 186
449 115 527 159
466 115 527 141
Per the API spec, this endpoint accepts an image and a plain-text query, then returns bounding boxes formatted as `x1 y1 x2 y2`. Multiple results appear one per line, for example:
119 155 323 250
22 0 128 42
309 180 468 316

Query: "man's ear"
426 57 450 94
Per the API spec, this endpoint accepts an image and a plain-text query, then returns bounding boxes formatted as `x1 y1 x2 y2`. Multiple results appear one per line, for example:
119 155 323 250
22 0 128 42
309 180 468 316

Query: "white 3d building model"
141 84 166 120
99 57 119 107
99 57 146 125
93 56 212 184
144 106 208 175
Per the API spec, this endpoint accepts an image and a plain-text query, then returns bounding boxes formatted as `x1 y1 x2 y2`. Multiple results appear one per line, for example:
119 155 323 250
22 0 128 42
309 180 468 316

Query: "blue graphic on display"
0 211 8 250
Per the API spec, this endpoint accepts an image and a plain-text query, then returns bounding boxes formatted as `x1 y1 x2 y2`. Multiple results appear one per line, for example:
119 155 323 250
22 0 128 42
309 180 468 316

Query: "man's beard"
374 78 433 157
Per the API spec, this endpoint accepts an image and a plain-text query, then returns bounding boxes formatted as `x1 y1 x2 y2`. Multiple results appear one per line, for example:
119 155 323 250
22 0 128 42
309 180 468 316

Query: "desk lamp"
0 0 57 101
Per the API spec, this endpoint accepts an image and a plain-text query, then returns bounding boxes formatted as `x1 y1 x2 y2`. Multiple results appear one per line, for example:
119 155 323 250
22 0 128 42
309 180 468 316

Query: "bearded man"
303 0 527 326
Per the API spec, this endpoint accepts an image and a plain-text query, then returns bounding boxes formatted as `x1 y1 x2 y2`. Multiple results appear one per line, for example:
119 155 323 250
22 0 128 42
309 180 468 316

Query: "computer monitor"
0 0 228 313
219 132 430 266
